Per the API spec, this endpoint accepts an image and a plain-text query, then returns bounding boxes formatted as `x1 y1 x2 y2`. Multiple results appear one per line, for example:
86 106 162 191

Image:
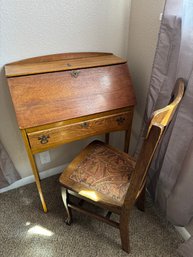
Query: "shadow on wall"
0 67 32 177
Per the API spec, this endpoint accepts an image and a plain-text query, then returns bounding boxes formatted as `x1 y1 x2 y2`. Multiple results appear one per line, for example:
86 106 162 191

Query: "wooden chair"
59 78 185 253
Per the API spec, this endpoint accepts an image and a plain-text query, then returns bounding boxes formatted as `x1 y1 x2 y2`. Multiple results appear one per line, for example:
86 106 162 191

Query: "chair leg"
119 212 130 253
136 185 146 212
61 187 72 225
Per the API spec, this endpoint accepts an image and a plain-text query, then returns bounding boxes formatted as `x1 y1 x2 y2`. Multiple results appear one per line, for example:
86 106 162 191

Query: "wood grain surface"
8 63 135 128
5 53 126 77
28 111 132 153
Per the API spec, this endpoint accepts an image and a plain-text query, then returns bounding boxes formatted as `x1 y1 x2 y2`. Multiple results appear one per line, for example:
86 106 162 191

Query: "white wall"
0 0 131 178
127 0 165 152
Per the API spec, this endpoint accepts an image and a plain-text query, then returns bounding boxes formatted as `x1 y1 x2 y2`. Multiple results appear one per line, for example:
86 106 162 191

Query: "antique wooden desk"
5 52 136 212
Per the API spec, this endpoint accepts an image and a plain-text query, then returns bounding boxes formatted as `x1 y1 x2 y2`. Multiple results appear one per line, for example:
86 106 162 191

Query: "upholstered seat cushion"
60 141 136 203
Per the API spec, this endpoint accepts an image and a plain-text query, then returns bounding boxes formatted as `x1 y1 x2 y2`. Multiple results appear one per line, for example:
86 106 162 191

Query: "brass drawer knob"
71 70 80 78
116 116 125 125
81 122 89 128
38 135 50 144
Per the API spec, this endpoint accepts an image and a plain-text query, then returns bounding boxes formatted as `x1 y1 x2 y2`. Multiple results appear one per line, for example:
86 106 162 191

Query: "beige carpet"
0 175 183 257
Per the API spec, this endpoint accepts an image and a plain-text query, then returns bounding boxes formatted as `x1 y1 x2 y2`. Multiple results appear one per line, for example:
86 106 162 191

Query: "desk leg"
124 130 130 153
124 111 134 153
21 130 48 213
105 133 110 144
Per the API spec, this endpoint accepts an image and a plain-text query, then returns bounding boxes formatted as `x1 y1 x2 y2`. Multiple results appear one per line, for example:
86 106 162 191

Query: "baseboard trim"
175 226 191 241
0 163 67 194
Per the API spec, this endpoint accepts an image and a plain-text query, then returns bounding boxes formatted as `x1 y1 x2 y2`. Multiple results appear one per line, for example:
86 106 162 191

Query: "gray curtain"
0 141 20 188
139 0 193 256
138 0 193 254
142 0 193 227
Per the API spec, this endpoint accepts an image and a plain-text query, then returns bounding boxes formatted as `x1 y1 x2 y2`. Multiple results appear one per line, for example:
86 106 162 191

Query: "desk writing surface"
6 62 135 129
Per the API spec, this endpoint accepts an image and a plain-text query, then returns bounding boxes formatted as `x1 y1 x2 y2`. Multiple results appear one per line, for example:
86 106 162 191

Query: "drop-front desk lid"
5 52 136 129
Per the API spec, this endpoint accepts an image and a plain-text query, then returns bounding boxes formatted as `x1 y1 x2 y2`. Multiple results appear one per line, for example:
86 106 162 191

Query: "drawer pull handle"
38 135 50 144
71 70 80 78
116 117 125 125
81 122 89 128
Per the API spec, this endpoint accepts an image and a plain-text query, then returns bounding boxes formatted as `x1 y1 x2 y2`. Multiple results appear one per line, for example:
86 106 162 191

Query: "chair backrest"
124 78 185 209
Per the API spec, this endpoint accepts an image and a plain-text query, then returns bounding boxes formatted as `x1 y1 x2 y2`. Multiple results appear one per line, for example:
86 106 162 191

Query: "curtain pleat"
138 0 193 227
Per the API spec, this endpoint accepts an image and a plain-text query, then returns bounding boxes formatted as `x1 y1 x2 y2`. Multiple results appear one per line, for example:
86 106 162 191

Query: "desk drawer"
27 111 132 153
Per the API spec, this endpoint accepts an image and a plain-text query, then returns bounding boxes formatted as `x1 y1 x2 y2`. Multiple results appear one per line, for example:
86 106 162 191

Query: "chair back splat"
124 78 185 209
59 78 185 254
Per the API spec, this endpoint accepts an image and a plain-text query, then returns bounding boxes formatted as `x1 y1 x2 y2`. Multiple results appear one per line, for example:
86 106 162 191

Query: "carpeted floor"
0 175 183 257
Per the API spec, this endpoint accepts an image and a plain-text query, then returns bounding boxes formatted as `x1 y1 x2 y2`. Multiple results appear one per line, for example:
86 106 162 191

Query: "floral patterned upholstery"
70 142 135 202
